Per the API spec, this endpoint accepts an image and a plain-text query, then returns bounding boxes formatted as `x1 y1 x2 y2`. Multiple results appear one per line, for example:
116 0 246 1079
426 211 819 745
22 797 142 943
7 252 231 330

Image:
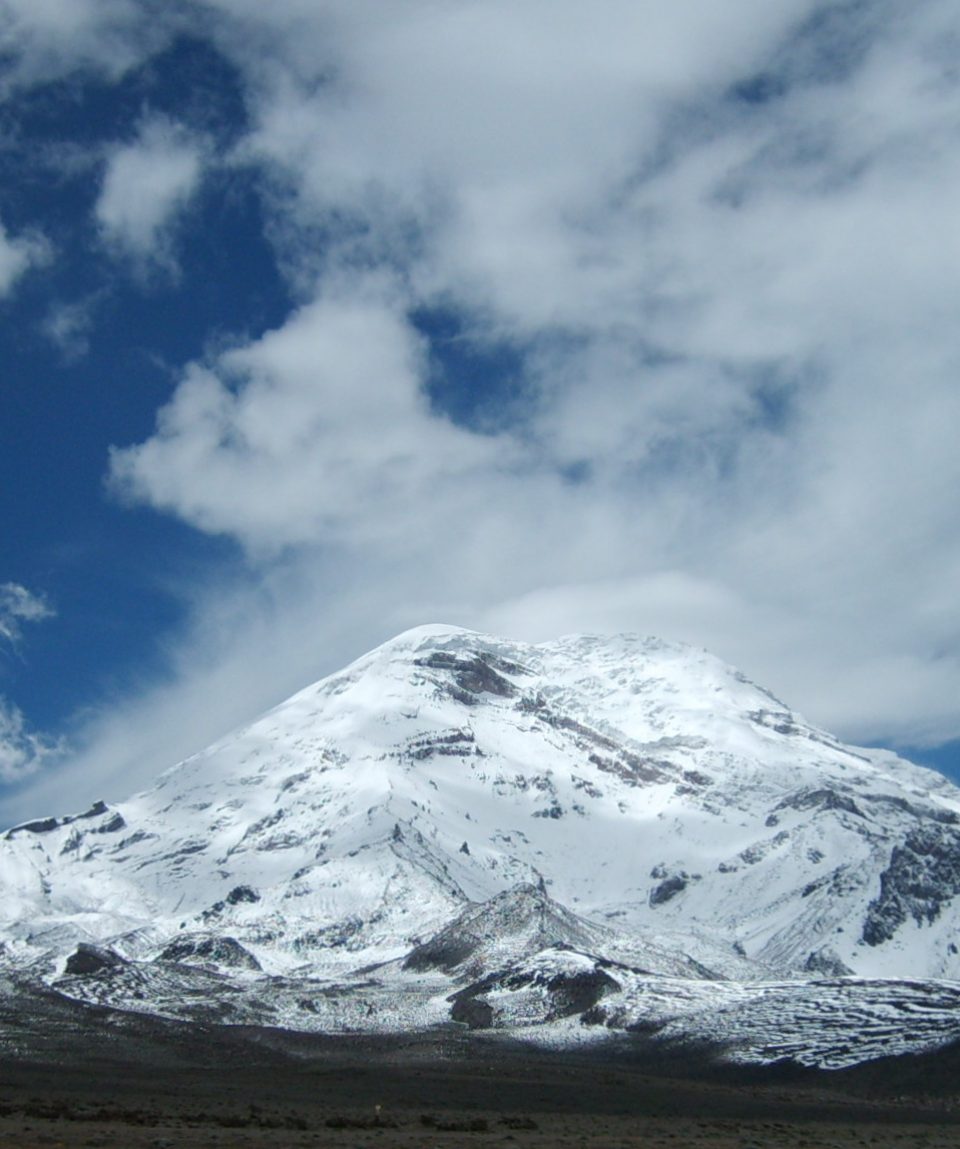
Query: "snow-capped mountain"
3 624 960 1067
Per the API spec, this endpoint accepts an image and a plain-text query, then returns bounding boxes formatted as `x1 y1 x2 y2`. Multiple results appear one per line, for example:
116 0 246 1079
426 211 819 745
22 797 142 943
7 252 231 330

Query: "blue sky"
2 0 960 823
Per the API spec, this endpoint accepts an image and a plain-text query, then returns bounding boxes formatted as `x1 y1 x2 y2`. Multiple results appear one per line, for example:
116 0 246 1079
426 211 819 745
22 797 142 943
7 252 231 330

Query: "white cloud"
222 0 823 304
41 293 102 361
10 1 960 818
97 1 960 753
110 277 506 551
0 218 49 297
0 698 60 784
0 584 57 787
96 116 206 267
0 582 54 647
0 0 174 93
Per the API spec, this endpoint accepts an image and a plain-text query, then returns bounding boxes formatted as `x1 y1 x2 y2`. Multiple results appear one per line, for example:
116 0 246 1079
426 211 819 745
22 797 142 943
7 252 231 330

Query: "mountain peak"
3 625 960 1067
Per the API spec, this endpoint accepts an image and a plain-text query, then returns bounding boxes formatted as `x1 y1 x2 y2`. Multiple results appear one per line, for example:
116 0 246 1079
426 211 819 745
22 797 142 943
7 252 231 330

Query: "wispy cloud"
0 0 176 94
0 698 60 784
41 293 103 362
0 582 54 648
0 217 49 297
0 583 57 785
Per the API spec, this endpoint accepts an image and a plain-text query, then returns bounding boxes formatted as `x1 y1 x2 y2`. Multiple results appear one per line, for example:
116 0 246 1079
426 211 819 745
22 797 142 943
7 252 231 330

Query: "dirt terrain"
2 986 960 1147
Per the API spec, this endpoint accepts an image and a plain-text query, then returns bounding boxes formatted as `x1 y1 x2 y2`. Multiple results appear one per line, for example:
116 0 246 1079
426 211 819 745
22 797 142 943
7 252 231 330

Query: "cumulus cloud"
105 4 960 738
96 116 206 267
110 277 506 551
9 1 960 817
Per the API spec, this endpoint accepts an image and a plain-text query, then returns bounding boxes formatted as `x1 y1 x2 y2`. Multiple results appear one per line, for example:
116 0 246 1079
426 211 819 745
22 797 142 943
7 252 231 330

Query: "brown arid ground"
3 989 960 1148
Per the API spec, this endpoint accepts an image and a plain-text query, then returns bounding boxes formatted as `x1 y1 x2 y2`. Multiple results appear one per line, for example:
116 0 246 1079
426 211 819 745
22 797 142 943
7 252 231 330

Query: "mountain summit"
3 625 960 1067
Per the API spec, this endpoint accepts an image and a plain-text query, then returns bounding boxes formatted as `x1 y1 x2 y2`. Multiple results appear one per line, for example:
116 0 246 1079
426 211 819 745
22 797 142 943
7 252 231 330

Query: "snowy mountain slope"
3 623 960 1067
3 623 958 979
444 945 960 1069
